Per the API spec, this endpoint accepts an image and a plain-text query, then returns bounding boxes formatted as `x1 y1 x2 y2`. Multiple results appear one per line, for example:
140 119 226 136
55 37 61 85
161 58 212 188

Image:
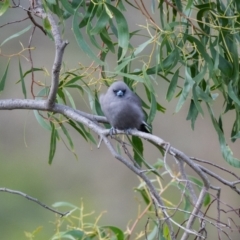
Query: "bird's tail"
140 121 152 133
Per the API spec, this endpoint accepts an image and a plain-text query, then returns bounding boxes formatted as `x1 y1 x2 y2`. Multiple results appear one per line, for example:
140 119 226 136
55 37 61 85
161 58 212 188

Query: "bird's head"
109 81 129 98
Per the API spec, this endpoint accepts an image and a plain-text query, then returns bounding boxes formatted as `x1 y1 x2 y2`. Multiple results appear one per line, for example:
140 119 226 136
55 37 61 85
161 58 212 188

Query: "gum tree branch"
45 12 69 108
0 98 211 239
0 188 68 217
29 0 69 108
1 1 239 238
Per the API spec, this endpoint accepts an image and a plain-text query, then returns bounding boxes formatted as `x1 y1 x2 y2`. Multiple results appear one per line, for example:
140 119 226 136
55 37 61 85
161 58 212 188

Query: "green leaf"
166 69 179 101
132 136 143 167
186 100 199 130
133 37 153 56
64 89 76 109
64 76 83 87
78 1 95 28
100 226 124 240
59 0 75 14
207 104 240 168
99 28 115 53
228 81 240 107
18 59 27 98
57 88 67 104
34 111 52 131
0 59 10 92
115 55 136 73
90 8 109 35
43 17 51 31
0 0 10 16
59 122 74 150
135 188 151 206
72 7 104 65
105 3 129 61
188 176 211 206
185 0 194 10
175 68 194 112
148 92 157 124
146 225 158 240
185 35 213 75
52 201 78 208
49 122 58 164
192 84 204 116
16 68 44 82
0 25 32 47
68 120 88 142
118 72 144 83
86 19 105 51
194 85 212 103
175 0 182 12
76 122 97 145
62 230 91 240
34 88 51 131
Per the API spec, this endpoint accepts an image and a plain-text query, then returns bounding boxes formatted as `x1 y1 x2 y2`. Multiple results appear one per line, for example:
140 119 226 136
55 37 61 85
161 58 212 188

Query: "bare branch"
0 188 68 217
45 12 69 108
198 165 240 194
0 17 29 28
28 0 69 107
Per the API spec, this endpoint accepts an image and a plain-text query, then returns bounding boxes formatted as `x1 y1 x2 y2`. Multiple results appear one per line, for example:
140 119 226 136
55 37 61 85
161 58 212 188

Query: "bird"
99 81 150 134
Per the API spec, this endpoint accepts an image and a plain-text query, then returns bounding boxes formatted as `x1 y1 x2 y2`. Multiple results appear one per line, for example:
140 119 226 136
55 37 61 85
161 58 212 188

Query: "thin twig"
28 26 36 98
27 8 46 35
0 17 29 28
0 188 69 217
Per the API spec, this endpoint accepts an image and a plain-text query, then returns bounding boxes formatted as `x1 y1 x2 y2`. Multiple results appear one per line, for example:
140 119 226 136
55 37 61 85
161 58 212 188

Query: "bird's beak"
116 90 124 97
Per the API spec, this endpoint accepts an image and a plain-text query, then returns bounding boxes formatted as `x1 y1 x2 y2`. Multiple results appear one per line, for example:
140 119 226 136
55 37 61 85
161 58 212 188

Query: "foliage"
1 0 240 239
1 0 240 166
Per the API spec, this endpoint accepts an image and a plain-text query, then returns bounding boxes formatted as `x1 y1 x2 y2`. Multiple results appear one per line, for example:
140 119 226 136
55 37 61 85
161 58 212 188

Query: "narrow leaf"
43 17 51 31
18 59 27 98
207 104 240 168
90 9 109 35
132 136 143 167
166 69 179 101
186 100 199 130
105 3 129 61
192 84 204 116
72 7 104 65
0 0 10 16
59 0 75 14
148 92 157 124
228 81 240 107
0 59 10 92
64 89 76 109
0 25 32 47
68 120 88 142
175 69 194 112
59 123 74 150
100 226 124 240
49 122 57 164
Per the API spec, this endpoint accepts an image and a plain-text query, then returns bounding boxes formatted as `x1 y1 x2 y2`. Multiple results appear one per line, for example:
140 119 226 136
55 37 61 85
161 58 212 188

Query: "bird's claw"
109 127 117 137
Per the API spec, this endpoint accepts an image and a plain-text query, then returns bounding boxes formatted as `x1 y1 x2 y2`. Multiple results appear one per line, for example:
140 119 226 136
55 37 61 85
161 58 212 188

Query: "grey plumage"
100 81 150 133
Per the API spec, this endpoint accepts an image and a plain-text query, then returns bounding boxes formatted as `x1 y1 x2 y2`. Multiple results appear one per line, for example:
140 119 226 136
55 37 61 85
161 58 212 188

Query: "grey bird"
99 81 150 134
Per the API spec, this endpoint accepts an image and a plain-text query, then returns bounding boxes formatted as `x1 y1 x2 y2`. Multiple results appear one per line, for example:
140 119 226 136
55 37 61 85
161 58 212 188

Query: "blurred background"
0 3 239 240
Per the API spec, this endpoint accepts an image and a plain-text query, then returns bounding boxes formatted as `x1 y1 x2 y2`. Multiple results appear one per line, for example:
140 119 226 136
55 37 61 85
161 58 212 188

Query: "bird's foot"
109 127 117 137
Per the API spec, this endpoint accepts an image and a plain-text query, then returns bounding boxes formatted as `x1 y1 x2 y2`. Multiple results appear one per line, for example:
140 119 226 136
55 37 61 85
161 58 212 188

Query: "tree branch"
29 0 69 108
0 188 68 217
45 12 69 108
